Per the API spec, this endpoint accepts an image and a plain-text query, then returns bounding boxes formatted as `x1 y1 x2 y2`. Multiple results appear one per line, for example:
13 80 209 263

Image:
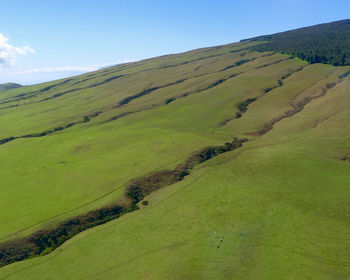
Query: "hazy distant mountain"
0 83 22 92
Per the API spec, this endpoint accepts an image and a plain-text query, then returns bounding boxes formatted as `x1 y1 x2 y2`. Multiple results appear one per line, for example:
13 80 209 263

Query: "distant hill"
243 19 350 66
0 83 22 92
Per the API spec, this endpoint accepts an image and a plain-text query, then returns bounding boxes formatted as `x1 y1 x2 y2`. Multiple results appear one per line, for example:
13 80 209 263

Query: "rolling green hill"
0 20 350 279
0 83 22 92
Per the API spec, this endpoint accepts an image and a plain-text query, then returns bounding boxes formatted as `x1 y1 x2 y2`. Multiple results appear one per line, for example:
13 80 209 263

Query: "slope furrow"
0 75 124 109
0 138 247 268
257 79 342 135
217 65 306 127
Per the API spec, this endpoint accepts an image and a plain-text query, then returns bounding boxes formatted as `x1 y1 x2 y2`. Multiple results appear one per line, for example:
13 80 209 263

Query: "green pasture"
0 39 349 279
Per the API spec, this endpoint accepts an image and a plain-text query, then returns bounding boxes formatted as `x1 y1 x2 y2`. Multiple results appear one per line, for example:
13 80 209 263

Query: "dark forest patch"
237 98 257 113
244 19 350 66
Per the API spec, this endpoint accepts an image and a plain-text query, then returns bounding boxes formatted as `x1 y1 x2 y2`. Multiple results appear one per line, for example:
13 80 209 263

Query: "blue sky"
1 0 349 85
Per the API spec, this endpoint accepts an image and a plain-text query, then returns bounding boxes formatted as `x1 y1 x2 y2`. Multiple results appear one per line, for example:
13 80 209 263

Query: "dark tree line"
243 19 350 66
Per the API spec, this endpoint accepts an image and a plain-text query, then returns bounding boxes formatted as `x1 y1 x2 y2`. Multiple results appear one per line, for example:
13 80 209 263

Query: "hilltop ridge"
0 83 22 92
243 19 350 66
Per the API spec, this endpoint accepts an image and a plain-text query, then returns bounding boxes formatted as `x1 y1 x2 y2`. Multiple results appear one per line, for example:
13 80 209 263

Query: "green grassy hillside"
0 22 350 279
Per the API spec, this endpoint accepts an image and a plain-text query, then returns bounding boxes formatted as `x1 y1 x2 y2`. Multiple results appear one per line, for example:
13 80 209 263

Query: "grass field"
0 36 350 279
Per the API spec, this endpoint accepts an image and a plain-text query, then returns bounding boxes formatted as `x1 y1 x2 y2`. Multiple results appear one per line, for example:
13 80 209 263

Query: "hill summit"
0 83 22 92
243 19 350 66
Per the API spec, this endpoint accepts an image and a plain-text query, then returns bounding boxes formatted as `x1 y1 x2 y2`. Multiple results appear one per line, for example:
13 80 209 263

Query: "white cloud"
18 64 109 74
16 60 133 74
0 33 34 69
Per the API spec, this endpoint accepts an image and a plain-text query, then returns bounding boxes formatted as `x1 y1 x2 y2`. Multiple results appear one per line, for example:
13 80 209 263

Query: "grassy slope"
0 41 279 241
0 39 350 279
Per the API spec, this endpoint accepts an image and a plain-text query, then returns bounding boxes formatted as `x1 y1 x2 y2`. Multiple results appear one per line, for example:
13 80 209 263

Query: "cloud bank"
17 60 132 74
0 33 34 69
